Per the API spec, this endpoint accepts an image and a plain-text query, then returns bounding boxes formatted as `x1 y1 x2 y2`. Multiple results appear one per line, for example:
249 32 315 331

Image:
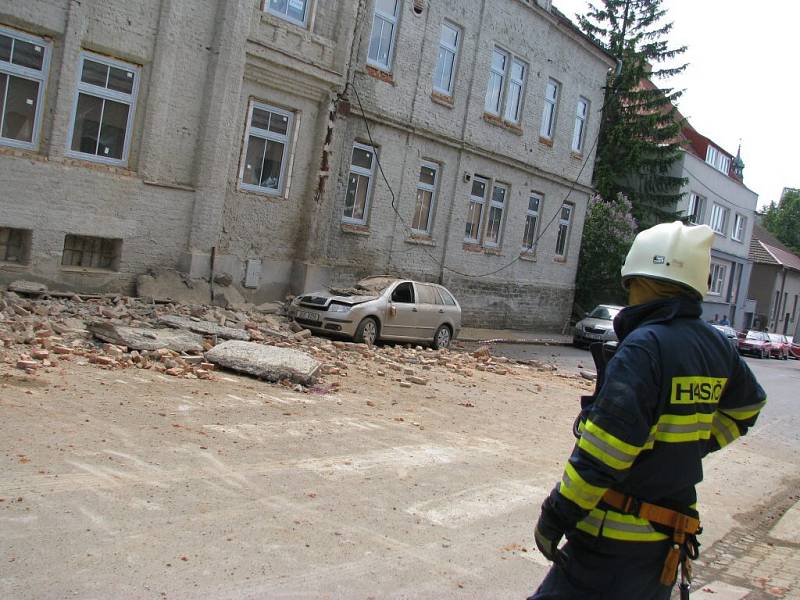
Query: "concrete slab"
204 340 320 385
88 321 204 352
770 499 800 543
691 581 750 600
158 314 250 341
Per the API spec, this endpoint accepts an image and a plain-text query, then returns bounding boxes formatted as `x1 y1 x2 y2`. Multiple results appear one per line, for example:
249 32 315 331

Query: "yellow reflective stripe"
578 420 642 471
711 411 740 448
643 424 657 450
653 412 713 442
722 400 766 421
576 508 669 542
558 462 607 510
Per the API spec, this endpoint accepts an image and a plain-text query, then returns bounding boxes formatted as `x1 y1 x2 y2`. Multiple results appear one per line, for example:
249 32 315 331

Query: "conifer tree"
577 0 687 226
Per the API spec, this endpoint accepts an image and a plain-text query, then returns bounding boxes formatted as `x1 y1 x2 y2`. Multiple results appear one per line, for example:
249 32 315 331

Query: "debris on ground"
205 340 321 385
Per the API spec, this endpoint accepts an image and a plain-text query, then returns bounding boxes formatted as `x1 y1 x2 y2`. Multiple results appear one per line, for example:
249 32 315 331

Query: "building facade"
748 223 800 337
0 0 613 330
672 123 758 329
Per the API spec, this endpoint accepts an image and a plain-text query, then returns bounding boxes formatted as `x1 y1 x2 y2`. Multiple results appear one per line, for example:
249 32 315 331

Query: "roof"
749 223 800 272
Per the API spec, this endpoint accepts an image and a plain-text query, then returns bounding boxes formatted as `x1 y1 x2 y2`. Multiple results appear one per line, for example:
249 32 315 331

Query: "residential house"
747 222 800 337
0 0 614 331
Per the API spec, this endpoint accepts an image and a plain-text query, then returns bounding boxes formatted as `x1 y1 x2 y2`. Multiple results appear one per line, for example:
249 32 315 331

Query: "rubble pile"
0 280 565 389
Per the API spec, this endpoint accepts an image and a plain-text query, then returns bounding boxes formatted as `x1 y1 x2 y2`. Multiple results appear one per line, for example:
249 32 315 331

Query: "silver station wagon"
289 276 462 348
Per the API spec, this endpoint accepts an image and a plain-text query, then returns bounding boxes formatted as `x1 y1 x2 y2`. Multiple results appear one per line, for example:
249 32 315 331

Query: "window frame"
411 160 439 234
464 175 489 243
66 51 140 166
61 234 121 271
709 262 726 296
367 0 400 72
687 192 705 224
432 21 460 96
522 192 542 251
483 182 507 248
554 202 573 258
709 202 729 235
264 0 310 27
571 96 589 153
0 26 51 151
484 47 508 116
540 78 560 140
732 213 745 242
484 47 527 124
342 141 377 226
238 100 295 196
503 57 526 124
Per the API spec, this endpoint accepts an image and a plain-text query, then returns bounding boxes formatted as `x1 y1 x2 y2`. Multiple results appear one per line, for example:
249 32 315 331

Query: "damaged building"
0 0 614 330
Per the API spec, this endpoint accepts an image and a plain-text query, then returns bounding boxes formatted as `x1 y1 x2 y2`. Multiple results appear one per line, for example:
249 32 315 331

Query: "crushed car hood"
301 289 378 305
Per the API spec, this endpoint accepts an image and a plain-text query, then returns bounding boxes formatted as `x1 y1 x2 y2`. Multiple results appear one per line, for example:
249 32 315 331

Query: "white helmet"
621 221 714 298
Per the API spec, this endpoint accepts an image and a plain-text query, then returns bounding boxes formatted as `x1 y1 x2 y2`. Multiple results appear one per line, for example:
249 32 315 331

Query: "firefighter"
529 221 766 599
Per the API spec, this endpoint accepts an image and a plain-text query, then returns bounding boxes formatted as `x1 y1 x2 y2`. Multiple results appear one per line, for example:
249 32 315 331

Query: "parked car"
738 330 773 359
712 324 738 350
573 304 623 348
289 276 461 348
788 336 800 360
767 333 790 360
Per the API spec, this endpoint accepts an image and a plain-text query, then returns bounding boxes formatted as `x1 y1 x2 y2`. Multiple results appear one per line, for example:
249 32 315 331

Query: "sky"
553 0 800 209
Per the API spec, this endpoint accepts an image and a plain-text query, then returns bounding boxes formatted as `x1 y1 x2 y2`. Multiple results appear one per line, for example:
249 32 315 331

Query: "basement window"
67 52 140 166
0 226 31 264
61 234 121 271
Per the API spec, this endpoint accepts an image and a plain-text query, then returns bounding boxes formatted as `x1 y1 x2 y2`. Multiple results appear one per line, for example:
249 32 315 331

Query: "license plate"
296 310 321 323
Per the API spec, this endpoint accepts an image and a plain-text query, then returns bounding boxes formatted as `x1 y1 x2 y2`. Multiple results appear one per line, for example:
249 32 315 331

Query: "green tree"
761 189 800 254
575 193 638 312
577 0 687 227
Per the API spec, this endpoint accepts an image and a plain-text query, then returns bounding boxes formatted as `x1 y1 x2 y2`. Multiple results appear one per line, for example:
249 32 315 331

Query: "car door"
413 283 442 341
382 281 422 339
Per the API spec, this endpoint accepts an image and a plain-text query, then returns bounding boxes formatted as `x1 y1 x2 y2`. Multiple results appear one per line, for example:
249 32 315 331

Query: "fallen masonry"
205 340 321 385
88 321 205 353
157 314 251 341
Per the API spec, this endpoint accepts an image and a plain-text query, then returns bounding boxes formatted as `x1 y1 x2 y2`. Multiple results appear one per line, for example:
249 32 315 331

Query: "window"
343 143 376 225
391 281 414 303
0 27 50 149
464 176 488 242
439 288 457 306
484 48 526 124
522 193 541 251
416 284 440 305
61 234 121 270
540 78 559 139
367 0 399 71
0 226 30 263
709 262 726 296
555 203 573 257
265 0 309 26
484 183 507 246
433 22 459 96
67 52 139 165
411 161 438 233
705 145 731 175
709 203 729 234
732 213 745 242
687 193 705 224
572 97 589 152
240 102 294 195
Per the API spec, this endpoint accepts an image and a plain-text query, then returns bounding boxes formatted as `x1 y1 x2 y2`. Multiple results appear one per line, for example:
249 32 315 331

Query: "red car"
789 336 800 360
738 330 772 359
767 333 790 360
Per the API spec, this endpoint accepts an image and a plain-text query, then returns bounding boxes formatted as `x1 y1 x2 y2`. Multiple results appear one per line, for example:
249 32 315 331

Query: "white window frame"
264 0 310 27
555 202 573 258
705 145 731 175
540 78 560 140
483 182 507 247
503 58 526 124
732 213 745 242
484 47 507 116
342 142 376 225
367 0 400 72
66 51 140 166
572 97 589 153
709 262 726 296
522 193 542 251
433 21 460 96
238 101 295 196
687 192 705 224
464 176 488 243
485 47 527 124
411 160 438 234
709 202 729 235
0 26 51 150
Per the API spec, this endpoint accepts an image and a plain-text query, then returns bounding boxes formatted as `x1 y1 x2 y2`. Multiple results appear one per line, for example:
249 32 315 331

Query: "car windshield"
768 334 782 343
745 331 763 340
589 306 620 320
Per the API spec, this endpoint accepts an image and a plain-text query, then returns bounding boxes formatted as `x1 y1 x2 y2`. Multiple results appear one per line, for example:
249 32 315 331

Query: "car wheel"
354 317 379 346
433 324 452 350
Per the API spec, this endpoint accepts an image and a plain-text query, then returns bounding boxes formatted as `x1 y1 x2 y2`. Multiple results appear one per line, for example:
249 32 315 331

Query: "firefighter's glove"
534 496 568 566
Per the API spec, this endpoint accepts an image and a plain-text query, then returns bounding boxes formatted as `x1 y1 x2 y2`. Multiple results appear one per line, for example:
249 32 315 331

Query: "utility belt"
603 489 701 596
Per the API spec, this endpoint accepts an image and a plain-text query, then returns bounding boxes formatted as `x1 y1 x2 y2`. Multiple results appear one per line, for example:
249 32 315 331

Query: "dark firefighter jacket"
549 296 766 549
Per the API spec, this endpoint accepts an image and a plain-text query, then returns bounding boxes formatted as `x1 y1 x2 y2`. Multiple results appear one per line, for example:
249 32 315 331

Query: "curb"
458 337 574 346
